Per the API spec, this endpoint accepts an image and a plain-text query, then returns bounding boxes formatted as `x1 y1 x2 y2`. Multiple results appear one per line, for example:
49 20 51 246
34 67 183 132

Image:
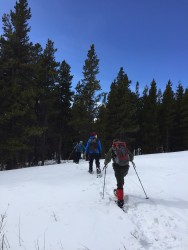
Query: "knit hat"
91 132 97 136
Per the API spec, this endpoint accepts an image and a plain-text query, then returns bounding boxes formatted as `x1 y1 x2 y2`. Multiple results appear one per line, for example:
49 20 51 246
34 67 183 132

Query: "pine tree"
36 39 59 165
139 85 149 153
71 81 88 142
134 81 142 153
161 80 175 152
105 80 119 145
94 97 108 153
82 44 101 116
105 67 137 148
173 83 184 151
27 42 46 166
0 0 36 169
72 44 101 142
140 79 160 153
52 60 74 163
181 88 188 148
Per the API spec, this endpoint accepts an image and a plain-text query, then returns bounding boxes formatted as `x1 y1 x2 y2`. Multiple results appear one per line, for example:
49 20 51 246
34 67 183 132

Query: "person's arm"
98 139 102 153
104 147 113 166
82 145 86 152
127 148 134 162
85 140 90 153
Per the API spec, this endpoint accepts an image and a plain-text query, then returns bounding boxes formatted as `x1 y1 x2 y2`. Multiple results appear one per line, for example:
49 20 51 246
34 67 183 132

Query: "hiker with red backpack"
104 139 134 208
85 132 102 176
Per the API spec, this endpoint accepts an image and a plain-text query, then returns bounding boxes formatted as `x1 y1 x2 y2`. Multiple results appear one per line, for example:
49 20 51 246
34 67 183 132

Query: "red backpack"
112 141 129 166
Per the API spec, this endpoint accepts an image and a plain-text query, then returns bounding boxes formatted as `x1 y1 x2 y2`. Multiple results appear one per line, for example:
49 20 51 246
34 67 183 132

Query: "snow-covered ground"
0 151 188 250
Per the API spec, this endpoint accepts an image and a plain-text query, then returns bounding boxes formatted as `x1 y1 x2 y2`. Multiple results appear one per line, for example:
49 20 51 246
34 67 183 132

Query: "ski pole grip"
103 164 107 171
132 161 136 168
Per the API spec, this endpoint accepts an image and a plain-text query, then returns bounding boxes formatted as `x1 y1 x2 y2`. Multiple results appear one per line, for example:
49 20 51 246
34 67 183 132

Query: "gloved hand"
131 161 136 168
103 164 107 170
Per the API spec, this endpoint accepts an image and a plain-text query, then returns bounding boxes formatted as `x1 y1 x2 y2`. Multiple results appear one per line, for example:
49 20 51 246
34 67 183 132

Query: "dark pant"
89 153 100 171
113 163 129 189
74 152 81 163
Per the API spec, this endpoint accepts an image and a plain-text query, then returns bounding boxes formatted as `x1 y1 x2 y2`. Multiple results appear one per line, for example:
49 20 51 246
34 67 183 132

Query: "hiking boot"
117 200 124 208
88 169 93 174
96 168 101 174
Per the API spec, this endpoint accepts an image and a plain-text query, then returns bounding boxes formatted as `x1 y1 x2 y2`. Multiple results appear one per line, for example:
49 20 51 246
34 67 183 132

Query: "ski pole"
102 165 107 199
67 144 77 162
131 162 149 199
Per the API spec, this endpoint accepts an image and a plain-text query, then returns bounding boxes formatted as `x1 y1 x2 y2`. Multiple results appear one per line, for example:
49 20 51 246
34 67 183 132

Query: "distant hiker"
74 141 85 164
71 142 77 162
85 132 102 176
104 139 134 208
79 141 86 159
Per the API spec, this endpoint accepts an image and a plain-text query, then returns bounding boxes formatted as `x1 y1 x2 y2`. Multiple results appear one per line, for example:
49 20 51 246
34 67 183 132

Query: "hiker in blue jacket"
85 132 102 174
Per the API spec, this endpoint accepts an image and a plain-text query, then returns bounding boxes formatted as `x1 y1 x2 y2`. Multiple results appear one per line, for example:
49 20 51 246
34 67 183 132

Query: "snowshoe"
117 200 124 208
97 173 102 178
96 168 102 178
114 200 127 212
114 188 127 210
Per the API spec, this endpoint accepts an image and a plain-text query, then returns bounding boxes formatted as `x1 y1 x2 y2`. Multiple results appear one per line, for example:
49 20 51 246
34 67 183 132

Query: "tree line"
0 0 188 170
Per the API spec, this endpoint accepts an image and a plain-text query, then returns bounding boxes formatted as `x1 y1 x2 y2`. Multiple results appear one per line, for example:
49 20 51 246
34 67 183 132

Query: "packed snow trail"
0 151 188 250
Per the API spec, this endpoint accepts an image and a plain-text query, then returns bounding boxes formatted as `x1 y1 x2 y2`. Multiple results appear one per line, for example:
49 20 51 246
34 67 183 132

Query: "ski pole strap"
132 161 136 168
103 164 107 171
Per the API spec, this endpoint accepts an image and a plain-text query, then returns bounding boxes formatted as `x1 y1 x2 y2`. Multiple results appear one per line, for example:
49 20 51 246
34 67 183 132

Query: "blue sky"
0 0 188 94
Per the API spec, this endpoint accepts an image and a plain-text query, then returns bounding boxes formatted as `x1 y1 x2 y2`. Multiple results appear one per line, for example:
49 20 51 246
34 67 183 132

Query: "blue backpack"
75 143 83 152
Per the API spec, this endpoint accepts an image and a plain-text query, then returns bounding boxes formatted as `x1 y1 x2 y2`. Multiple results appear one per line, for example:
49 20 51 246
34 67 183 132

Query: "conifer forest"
0 0 188 170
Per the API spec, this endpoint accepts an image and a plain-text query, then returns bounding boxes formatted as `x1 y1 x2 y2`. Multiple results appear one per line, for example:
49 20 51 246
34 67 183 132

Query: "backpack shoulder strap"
112 141 126 148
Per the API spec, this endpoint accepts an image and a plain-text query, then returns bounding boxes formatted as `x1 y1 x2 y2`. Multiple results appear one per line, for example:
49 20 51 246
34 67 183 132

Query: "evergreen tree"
52 60 74 163
139 85 149 152
181 88 188 148
36 39 59 165
72 44 101 142
161 80 175 152
0 0 37 169
105 67 137 149
71 81 88 142
82 44 101 116
140 79 160 153
156 88 164 152
93 93 108 153
134 81 142 152
173 83 184 151
105 80 119 145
